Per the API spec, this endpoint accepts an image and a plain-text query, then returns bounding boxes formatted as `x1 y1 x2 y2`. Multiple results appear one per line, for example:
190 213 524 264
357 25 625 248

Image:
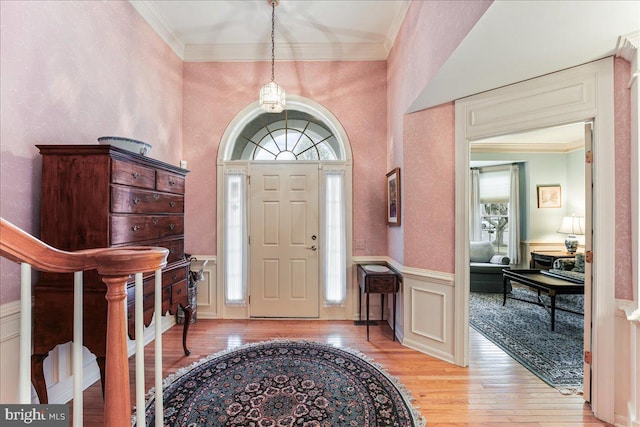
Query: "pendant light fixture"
259 0 286 113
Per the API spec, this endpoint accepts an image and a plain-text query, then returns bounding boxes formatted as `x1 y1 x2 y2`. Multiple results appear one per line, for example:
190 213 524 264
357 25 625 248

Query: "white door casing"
249 163 320 317
454 57 615 422
217 96 354 321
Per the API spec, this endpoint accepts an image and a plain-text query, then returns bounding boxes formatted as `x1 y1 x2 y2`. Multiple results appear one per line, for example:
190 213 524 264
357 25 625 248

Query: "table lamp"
557 215 585 254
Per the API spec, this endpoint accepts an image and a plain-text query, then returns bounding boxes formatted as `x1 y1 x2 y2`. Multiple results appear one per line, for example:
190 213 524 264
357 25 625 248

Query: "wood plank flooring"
77 319 611 426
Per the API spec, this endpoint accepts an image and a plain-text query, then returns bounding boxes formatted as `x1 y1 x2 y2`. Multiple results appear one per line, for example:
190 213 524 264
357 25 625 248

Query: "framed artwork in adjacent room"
386 168 401 226
537 185 561 208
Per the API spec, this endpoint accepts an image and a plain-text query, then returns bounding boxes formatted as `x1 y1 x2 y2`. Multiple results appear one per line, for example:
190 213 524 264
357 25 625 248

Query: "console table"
357 264 400 341
502 269 584 331
530 251 575 269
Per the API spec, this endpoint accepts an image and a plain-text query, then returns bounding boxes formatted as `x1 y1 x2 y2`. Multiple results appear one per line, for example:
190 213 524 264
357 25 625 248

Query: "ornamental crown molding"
616 31 639 86
617 31 640 62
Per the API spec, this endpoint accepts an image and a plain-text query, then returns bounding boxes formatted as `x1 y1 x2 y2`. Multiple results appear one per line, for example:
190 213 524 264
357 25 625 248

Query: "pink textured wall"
0 1 183 304
182 61 388 256
403 104 456 272
614 57 633 300
386 0 492 265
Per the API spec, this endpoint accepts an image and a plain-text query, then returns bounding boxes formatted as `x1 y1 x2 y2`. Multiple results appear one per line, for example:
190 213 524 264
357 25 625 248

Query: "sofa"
470 241 511 292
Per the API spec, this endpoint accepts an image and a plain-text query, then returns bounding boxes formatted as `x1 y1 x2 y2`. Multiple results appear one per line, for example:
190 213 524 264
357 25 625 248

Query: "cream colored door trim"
455 58 615 422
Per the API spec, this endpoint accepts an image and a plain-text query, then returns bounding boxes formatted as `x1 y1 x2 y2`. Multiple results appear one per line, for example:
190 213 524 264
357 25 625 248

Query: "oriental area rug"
470 287 584 393
140 340 425 427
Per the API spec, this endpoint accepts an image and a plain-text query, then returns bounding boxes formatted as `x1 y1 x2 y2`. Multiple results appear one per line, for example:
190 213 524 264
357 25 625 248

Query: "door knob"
306 245 317 251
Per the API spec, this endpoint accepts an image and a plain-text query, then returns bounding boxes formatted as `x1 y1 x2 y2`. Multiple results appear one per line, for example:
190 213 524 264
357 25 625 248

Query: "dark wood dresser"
33 145 190 404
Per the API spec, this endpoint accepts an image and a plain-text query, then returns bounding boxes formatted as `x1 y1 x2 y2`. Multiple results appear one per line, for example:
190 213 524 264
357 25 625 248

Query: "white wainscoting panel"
616 301 640 427
0 300 22 403
410 287 446 343
614 303 632 427
402 269 455 364
190 256 218 319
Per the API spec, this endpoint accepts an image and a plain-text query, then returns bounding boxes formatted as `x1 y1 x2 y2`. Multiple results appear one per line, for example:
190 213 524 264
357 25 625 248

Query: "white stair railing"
1 217 168 426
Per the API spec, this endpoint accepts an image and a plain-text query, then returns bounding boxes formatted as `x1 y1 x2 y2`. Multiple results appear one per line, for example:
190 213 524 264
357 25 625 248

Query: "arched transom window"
231 110 340 161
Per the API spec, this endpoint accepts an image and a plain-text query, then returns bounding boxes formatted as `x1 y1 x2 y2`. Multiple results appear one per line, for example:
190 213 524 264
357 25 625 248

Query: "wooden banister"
1 218 168 274
0 218 168 425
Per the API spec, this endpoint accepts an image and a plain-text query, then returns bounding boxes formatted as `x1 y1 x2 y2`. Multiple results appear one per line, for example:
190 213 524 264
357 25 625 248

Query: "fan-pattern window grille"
232 111 341 161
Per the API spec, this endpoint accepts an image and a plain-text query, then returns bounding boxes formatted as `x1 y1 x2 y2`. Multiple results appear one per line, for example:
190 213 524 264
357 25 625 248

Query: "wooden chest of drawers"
32 144 190 404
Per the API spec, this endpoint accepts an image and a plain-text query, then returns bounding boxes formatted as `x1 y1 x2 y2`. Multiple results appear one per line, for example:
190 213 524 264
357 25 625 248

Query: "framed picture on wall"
386 167 401 226
537 185 562 208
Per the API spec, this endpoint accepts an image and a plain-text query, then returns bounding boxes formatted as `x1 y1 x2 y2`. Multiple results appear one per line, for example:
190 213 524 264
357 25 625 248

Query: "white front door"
249 163 319 317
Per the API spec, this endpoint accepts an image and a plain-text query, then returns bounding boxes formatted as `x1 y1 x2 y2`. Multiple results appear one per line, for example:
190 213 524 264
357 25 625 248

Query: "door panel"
250 163 319 317
583 122 593 401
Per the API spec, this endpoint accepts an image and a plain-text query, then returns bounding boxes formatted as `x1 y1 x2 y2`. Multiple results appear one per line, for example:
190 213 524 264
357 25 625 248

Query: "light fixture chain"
259 0 285 113
271 0 275 82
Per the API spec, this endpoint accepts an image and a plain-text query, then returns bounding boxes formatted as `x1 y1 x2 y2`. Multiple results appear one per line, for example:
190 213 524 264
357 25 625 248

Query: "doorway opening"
467 122 589 392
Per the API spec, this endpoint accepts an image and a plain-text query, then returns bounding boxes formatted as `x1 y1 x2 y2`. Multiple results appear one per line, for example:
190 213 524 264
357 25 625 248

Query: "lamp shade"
557 215 584 254
557 216 585 235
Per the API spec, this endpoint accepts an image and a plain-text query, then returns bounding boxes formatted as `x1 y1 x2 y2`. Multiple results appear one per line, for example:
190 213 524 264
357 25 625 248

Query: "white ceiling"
471 122 586 153
130 0 410 61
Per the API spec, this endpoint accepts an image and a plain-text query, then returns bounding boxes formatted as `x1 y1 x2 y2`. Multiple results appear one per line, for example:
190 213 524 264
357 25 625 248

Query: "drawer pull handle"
132 172 140 179
169 247 175 253
153 193 160 200
132 225 141 231
169 201 176 207
169 179 176 186
152 218 158 225
172 274 178 280
176 288 182 295
133 197 141 205
168 224 175 230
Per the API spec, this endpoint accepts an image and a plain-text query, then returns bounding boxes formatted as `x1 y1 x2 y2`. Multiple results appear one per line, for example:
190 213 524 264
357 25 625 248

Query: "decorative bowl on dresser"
32 144 190 404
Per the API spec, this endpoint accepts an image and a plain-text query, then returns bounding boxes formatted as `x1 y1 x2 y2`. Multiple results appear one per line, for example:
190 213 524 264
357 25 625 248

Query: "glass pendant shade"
260 81 286 113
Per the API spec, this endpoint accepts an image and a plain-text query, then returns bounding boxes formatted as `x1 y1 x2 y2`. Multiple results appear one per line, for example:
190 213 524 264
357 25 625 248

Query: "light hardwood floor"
79 319 611 426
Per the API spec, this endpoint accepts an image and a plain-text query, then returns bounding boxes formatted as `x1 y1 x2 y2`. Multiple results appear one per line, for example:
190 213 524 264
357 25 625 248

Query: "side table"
530 251 575 269
357 264 400 341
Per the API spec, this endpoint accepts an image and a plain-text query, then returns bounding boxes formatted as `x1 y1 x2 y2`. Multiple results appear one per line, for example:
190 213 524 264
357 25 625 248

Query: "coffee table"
502 269 584 331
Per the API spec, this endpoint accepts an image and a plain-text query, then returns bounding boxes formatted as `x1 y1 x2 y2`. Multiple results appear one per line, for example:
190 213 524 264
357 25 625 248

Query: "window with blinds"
479 167 510 255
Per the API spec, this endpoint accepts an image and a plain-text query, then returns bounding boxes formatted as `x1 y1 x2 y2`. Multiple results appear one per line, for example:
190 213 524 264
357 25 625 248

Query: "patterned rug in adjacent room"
470 287 584 393
142 340 425 427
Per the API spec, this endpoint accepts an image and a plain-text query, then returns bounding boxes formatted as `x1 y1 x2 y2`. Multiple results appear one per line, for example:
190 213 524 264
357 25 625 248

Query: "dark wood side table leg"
550 294 556 331
358 286 362 322
96 356 106 398
381 294 385 321
31 353 49 404
182 304 192 356
392 292 396 341
366 292 370 341
503 276 508 305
